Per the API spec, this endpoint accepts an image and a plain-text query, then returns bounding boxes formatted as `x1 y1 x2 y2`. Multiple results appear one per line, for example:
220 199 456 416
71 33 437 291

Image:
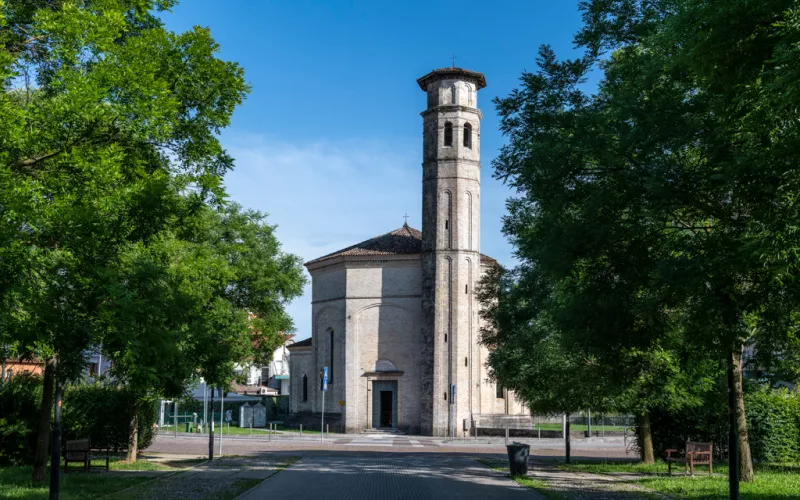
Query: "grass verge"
560 459 800 499
0 466 150 500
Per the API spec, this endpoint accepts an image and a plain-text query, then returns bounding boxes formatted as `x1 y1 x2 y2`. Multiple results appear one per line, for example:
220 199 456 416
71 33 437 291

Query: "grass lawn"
0 460 167 500
534 423 628 432
161 423 323 435
560 460 800 499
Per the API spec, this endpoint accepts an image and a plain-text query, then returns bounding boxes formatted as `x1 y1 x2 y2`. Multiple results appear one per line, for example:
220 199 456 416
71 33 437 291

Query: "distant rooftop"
417 67 487 91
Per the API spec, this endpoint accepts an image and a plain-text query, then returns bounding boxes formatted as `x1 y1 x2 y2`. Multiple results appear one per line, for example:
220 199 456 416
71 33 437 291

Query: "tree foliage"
486 0 800 479
0 0 304 475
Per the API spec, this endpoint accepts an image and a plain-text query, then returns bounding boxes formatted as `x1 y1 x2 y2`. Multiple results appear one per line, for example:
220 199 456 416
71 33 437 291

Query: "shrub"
0 373 43 465
745 386 800 463
645 380 800 462
62 384 159 453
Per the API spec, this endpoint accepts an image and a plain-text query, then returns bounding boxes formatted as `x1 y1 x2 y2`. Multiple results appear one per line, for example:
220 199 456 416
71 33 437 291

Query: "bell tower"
417 68 485 437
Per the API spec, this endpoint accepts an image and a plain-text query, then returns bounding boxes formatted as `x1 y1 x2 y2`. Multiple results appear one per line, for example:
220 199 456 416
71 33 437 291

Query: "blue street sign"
322 366 328 392
451 384 456 404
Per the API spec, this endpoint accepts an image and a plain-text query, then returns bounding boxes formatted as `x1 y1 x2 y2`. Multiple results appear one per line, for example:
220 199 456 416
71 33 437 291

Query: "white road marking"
409 439 423 448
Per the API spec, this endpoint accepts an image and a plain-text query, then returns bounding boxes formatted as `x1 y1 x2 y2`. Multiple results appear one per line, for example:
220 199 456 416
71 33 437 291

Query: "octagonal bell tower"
417 68 485 437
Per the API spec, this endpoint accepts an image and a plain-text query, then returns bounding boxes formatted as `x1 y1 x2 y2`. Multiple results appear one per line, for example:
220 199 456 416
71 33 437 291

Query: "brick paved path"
236 455 542 500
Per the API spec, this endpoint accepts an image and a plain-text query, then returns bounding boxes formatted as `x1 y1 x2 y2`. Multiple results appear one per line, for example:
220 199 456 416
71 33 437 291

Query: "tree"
177 203 305 460
492 1 800 488
0 0 248 481
478 265 616 463
99 202 305 461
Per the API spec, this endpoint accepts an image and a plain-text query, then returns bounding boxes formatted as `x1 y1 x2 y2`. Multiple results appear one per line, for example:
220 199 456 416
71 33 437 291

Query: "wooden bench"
63 438 111 473
665 441 713 476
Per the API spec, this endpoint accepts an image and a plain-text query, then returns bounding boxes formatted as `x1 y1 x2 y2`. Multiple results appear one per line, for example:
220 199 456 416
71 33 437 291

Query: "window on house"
444 122 453 147
302 374 308 402
496 383 505 399
463 123 472 148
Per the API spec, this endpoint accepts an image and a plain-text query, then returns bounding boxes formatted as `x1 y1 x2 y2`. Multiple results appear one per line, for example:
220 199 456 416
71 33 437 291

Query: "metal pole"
327 424 329 439
505 427 509 446
208 387 215 460
219 388 224 457
203 381 208 433
728 354 740 500
49 379 62 500
321 389 325 441
300 424 303 437
174 402 177 438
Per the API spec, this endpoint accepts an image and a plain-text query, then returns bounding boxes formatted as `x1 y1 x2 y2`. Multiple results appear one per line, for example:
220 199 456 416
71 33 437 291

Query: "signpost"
320 367 328 440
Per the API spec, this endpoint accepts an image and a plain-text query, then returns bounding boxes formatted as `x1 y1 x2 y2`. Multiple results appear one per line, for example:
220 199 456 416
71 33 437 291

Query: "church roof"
417 67 487 91
305 223 499 268
306 224 422 266
287 337 312 349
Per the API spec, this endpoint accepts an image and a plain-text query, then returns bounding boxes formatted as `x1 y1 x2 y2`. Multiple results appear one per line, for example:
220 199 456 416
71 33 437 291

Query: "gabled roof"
287 337 312 349
305 224 422 266
304 223 498 268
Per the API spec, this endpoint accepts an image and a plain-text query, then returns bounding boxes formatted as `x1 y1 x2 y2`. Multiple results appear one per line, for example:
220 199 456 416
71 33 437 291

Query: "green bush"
61 384 159 453
0 374 43 465
745 386 800 463
645 380 800 462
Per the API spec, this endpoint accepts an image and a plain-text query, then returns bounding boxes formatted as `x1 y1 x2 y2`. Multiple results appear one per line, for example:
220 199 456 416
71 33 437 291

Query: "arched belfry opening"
463 123 472 148
444 122 453 147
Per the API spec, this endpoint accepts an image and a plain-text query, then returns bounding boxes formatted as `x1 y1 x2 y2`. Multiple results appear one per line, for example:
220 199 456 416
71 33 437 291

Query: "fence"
161 395 290 434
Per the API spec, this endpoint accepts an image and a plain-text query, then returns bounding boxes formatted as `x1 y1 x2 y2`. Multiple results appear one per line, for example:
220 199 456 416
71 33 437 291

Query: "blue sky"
163 1 589 340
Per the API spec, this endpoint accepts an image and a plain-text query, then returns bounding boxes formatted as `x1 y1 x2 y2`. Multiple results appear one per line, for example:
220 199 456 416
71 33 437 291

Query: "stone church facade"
288 68 528 436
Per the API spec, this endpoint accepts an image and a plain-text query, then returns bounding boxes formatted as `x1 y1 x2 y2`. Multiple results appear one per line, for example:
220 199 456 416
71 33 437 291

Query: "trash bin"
185 422 191 433
506 442 530 476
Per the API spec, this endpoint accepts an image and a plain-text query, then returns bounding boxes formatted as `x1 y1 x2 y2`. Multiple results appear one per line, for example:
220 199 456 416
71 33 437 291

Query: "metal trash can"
506 442 530 476
185 422 191 433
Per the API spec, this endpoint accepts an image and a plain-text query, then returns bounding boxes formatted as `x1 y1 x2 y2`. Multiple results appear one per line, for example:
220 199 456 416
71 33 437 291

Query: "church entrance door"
371 380 397 429
380 391 392 427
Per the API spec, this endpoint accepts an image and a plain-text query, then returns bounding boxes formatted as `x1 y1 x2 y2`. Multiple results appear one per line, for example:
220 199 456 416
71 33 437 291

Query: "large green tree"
98 202 305 461
491 0 800 487
0 0 248 482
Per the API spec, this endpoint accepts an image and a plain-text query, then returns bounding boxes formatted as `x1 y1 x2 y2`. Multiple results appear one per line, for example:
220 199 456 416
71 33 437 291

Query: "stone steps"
361 428 407 435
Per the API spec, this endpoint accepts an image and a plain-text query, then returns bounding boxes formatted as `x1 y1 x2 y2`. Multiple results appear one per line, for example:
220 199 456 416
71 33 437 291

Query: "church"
288 67 528 437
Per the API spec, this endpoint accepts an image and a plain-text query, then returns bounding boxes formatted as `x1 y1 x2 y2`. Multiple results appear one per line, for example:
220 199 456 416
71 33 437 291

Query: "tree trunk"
639 410 655 464
731 346 754 482
32 359 55 484
126 405 139 462
565 413 571 464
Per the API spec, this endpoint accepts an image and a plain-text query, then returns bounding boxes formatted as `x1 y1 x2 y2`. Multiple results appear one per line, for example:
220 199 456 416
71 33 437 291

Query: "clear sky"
162 1 588 340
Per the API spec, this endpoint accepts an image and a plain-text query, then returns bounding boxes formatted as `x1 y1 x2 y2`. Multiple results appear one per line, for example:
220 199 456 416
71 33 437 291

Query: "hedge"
645 381 800 463
62 384 159 452
0 373 43 465
0 376 159 465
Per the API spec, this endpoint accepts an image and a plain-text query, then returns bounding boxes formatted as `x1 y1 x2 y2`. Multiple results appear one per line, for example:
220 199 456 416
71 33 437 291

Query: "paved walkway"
110 456 290 500
149 434 635 460
235 455 542 500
